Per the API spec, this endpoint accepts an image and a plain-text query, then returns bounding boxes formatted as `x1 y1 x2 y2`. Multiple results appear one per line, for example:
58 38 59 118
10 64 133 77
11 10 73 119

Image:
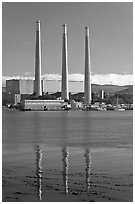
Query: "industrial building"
6 79 34 95
3 79 34 105
21 100 65 111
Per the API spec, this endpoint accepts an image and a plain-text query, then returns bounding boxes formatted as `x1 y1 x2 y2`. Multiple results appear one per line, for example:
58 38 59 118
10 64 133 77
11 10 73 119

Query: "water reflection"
84 149 92 192
34 145 43 201
83 113 92 192
62 146 69 194
33 144 92 199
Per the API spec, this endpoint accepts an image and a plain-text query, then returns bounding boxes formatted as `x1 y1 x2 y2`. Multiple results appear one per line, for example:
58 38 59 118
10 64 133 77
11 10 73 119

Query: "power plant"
24 21 92 110
33 22 91 103
3 21 133 111
3 21 93 110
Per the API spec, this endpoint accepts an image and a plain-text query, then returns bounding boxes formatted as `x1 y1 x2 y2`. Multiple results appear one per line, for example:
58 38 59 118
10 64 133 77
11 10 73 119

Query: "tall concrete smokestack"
61 24 69 100
34 21 42 97
84 27 91 105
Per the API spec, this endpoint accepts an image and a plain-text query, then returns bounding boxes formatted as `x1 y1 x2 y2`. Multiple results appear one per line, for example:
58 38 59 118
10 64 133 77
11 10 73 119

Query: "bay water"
2 110 133 202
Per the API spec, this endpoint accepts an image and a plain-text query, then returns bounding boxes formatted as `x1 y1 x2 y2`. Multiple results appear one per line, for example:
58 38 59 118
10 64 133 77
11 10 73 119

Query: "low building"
21 99 65 111
15 94 21 105
70 100 83 109
4 92 15 105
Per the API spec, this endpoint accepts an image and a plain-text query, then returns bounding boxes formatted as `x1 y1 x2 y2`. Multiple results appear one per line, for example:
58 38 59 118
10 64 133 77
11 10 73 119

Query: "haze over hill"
91 84 133 94
2 73 133 89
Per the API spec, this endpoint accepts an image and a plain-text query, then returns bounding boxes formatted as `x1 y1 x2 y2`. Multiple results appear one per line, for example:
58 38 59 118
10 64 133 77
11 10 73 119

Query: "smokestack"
61 24 69 100
84 27 91 105
34 20 42 97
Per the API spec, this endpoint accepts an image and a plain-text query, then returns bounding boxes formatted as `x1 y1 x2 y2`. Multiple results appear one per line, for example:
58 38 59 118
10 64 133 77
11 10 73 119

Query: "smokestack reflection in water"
62 146 69 194
35 145 43 201
84 149 92 192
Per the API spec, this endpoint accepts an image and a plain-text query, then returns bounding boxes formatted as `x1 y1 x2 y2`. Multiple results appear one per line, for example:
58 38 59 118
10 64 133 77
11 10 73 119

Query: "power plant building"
21 99 65 111
4 79 34 105
6 79 34 95
6 79 20 94
3 23 95 110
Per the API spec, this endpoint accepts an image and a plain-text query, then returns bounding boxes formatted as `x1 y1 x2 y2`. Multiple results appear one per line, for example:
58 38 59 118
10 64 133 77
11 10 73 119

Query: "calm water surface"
2 110 133 202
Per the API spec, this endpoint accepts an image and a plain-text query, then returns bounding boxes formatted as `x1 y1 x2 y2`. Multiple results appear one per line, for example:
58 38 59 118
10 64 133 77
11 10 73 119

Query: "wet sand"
2 147 133 202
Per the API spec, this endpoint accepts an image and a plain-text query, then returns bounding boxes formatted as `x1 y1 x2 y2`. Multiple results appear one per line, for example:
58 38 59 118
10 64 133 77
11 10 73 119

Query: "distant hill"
116 85 133 94
51 92 61 98
69 84 133 102
91 84 132 94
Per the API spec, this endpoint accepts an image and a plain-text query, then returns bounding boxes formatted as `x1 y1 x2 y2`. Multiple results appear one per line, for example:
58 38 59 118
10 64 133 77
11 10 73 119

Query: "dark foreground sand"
2 170 132 202
2 148 133 202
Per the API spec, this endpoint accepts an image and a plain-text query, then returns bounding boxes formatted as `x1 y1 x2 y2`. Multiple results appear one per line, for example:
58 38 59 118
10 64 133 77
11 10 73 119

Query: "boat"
116 107 125 111
106 106 115 111
115 95 125 111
